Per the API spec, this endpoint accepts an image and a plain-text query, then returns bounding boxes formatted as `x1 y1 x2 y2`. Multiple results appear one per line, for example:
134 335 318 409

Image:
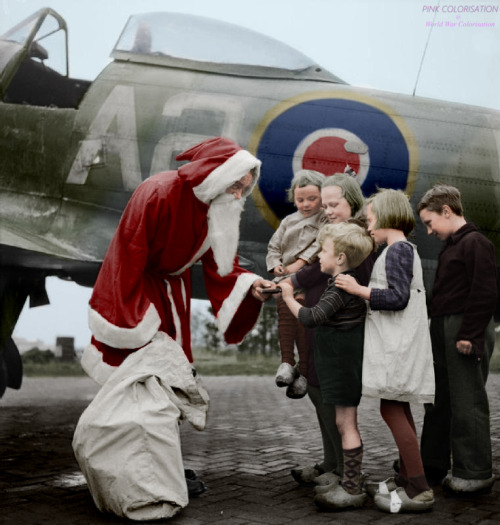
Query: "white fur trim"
88 303 161 350
170 237 210 276
216 272 260 335
193 150 261 203
81 342 116 385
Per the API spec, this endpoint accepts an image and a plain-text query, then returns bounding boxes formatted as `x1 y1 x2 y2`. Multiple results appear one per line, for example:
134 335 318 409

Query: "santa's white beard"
207 193 245 277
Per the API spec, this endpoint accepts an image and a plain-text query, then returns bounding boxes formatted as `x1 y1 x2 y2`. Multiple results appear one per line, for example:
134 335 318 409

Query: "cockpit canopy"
0 8 90 107
0 9 344 108
112 12 344 82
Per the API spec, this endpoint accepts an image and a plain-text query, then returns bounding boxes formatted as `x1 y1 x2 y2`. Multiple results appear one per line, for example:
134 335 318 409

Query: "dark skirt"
314 323 364 407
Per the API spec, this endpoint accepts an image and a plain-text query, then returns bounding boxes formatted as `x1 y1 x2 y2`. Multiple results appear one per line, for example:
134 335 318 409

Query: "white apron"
362 242 435 404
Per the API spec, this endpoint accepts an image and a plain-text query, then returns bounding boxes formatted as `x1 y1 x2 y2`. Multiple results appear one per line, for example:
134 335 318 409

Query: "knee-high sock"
342 444 363 495
277 296 308 376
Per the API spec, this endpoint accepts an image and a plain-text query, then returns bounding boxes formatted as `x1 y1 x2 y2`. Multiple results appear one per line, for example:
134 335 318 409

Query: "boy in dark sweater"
281 221 374 510
417 184 498 494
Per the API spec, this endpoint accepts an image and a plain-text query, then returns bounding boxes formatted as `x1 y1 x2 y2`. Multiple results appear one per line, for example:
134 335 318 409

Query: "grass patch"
22 348 280 377
22 330 500 376
23 361 86 377
192 348 279 376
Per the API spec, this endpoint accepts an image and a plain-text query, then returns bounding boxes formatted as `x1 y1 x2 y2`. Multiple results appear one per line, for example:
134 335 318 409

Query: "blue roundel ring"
249 91 418 229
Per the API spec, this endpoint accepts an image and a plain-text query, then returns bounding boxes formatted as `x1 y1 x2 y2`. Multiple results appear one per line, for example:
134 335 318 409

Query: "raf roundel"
294 128 370 186
251 92 417 228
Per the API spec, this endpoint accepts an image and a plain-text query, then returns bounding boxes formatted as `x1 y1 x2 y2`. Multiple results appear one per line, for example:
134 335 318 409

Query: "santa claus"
81 137 274 385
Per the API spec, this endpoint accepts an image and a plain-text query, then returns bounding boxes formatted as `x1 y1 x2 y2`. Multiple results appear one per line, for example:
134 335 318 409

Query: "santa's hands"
251 278 276 301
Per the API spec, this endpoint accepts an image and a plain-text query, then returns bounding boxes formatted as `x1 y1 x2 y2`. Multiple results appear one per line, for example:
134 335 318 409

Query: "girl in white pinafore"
362 240 434 404
335 189 435 514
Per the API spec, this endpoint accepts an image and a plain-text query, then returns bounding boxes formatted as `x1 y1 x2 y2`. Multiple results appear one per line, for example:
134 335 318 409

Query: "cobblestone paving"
1 374 500 524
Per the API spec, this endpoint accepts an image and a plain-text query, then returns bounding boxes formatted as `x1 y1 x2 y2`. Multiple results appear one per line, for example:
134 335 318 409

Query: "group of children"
266 171 498 513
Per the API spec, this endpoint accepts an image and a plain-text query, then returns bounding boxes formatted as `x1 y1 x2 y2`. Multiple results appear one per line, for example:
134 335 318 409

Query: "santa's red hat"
176 137 261 203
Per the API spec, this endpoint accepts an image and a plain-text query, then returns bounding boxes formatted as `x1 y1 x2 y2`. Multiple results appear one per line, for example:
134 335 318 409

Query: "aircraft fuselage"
0 9 499 395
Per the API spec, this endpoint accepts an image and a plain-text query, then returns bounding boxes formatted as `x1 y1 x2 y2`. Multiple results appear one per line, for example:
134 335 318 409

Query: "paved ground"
1 374 500 524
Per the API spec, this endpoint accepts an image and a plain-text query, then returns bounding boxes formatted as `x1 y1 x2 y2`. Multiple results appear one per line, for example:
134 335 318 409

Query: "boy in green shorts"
280 221 373 510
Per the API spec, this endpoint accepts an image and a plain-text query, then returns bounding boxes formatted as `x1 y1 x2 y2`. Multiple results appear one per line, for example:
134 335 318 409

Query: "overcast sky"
3 0 499 348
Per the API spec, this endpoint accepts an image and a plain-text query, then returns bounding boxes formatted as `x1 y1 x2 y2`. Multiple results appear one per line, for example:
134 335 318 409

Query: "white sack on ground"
72 332 209 521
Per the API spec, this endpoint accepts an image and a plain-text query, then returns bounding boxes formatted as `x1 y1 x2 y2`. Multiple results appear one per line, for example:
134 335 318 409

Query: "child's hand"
279 282 293 298
272 265 285 276
283 259 306 275
334 274 359 294
277 282 302 319
456 340 473 355
334 274 371 300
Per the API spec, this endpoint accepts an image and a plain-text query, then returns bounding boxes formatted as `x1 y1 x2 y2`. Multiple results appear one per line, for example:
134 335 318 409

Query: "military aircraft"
1 7 499 396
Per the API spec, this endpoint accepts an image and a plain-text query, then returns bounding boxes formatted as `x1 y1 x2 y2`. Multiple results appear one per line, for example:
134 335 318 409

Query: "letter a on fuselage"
67 85 141 190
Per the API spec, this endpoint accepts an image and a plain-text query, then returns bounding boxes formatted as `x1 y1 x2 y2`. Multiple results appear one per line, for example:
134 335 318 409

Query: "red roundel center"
302 137 360 176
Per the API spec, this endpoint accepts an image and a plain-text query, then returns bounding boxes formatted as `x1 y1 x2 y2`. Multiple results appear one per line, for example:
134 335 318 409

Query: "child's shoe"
286 373 307 399
365 477 397 497
442 474 495 494
314 473 341 494
290 464 324 486
374 487 434 513
314 471 341 486
184 470 207 497
275 362 296 387
314 484 366 510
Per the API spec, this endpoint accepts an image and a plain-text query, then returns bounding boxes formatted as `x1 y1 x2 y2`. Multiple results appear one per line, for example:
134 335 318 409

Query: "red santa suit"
82 138 263 384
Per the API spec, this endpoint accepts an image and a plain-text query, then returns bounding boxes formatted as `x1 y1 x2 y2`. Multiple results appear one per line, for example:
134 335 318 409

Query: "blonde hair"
322 173 365 218
317 222 374 268
287 170 326 203
367 189 415 236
